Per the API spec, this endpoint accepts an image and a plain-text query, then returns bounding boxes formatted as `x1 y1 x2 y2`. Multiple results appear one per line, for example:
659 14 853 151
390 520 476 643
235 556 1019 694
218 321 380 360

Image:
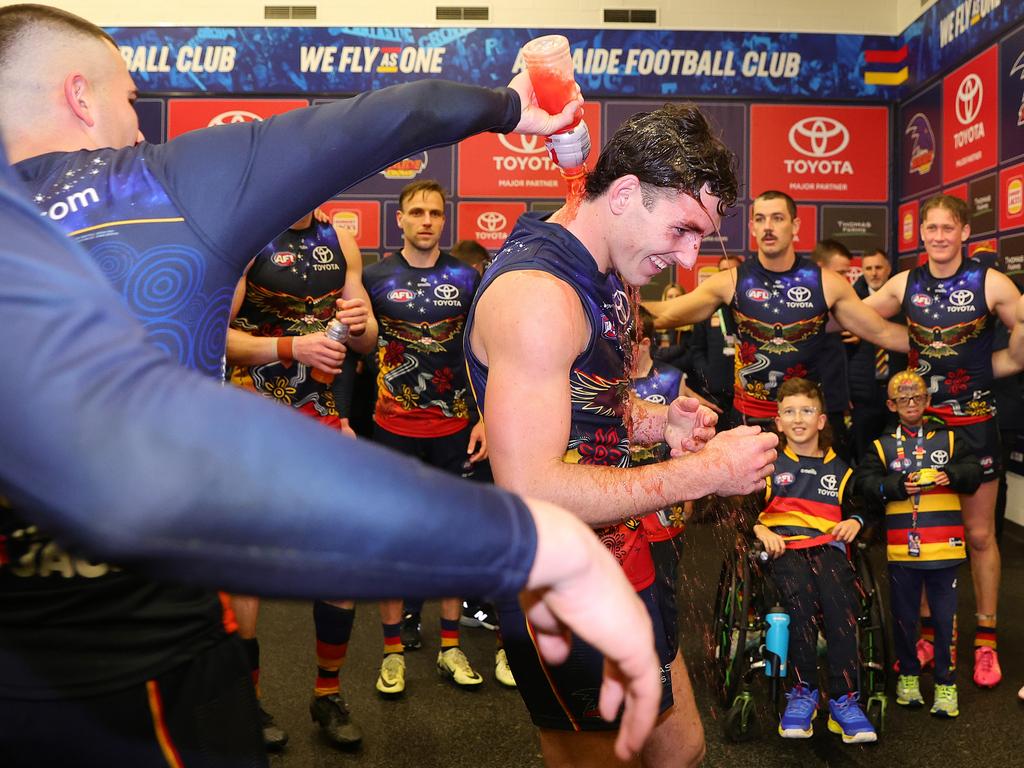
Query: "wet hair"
776 377 831 450
398 179 446 210
920 194 970 227
584 103 738 217
753 190 797 219
0 5 115 70
811 238 852 265
451 239 489 267
887 370 927 399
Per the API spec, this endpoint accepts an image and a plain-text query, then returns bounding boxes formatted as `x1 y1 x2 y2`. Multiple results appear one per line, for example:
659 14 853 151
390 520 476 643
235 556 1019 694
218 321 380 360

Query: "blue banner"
108 25 901 100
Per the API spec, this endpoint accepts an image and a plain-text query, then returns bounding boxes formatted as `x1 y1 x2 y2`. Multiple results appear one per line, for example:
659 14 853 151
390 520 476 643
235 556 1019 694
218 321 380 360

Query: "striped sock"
920 616 935 645
441 617 461 650
242 637 261 698
383 621 404 656
313 601 355 697
975 623 997 649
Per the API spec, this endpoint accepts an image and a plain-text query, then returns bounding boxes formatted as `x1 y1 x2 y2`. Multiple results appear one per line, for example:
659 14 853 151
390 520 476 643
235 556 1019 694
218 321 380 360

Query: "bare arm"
472 271 776 525
826 269 909 353
862 270 908 318
333 226 378 355
644 269 735 330
994 291 1024 376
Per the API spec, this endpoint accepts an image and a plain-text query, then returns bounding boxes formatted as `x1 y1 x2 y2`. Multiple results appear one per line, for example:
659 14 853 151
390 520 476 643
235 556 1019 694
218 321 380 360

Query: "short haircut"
811 238 852 265
920 194 970 227
451 239 488 267
0 5 115 70
753 190 797 219
776 376 831 449
398 180 446 210
637 306 656 341
862 248 888 262
584 103 738 217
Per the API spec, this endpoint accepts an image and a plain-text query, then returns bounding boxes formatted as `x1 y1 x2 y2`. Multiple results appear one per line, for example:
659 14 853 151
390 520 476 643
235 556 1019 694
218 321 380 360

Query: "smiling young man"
865 194 1021 688
646 191 908 427
465 104 779 768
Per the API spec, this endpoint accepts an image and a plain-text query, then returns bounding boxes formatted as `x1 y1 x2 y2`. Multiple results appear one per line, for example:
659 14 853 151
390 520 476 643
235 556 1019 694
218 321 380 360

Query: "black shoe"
310 693 363 749
259 704 289 751
460 600 499 631
400 612 423 650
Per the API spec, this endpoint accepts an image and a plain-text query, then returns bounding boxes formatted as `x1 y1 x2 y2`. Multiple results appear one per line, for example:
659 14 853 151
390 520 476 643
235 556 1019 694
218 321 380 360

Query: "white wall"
63 0 901 35
897 0 939 32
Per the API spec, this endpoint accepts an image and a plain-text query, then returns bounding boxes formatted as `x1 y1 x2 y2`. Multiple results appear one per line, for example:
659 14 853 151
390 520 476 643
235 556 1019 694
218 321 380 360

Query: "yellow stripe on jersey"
68 217 186 237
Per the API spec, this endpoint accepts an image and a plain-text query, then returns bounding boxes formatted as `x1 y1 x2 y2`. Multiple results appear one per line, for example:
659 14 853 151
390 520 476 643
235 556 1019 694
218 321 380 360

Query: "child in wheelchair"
856 370 981 719
752 377 877 744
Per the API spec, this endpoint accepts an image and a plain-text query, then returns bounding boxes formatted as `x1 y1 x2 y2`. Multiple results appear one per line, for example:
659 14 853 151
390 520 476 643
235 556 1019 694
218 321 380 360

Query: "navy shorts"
932 417 1001 482
497 583 675 732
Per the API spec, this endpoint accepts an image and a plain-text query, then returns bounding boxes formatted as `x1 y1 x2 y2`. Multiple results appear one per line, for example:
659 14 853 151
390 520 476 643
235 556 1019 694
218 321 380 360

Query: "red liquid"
527 60 587 219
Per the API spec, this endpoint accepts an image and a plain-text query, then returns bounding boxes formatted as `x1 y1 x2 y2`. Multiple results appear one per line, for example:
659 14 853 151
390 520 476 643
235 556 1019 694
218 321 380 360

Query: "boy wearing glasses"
857 371 981 718
753 378 876 744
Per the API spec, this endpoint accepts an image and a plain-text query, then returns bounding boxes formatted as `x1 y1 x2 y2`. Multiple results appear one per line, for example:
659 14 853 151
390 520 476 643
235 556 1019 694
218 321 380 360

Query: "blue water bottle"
764 605 790 678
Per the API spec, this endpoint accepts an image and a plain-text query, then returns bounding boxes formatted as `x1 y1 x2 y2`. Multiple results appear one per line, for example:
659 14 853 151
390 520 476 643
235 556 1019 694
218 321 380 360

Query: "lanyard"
895 424 924 529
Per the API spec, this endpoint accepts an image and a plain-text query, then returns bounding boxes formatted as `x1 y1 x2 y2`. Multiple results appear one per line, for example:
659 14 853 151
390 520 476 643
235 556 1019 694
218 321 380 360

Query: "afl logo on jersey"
774 472 795 486
930 450 949 466
911 293 932 308
272 251 296 267
745 287 771 303
388 288 415 303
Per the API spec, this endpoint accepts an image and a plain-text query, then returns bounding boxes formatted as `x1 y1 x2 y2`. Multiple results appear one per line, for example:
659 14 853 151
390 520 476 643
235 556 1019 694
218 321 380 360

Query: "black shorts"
932 417 1001 482
498 583 675 732
374 422 474 476
0 636 264 768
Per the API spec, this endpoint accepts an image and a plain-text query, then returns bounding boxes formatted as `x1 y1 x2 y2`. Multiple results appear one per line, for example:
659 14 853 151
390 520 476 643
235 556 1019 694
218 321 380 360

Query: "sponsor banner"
899 82 942 199
317 200 381 249
748 204 817 253
457 103 600 198
969 173 998 235
383 200 454 251
109 26 904 98
456 202 527 250
1002 25 1024 162
673 256 722 293
998 233 1024 287
166 98 308 139
968 238 999 269
899 253 924 272
1000 161 1024 230
607 101 747 249
749 104 889 202
820 205 889 255
944 182 969 201
135 98 166 144
942 45 998 184
899 200 920 252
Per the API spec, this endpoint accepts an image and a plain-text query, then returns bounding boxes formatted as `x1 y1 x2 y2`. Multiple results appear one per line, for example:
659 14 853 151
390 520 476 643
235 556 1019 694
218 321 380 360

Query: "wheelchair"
711 532 891 742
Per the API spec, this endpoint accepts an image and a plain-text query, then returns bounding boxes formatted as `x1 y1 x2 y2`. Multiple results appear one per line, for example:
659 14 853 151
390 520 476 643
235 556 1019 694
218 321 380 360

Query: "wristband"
277 336 294 365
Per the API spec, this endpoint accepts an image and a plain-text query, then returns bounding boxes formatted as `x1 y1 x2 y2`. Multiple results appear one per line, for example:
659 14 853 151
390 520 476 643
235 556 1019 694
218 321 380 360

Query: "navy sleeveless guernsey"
466 213 655 591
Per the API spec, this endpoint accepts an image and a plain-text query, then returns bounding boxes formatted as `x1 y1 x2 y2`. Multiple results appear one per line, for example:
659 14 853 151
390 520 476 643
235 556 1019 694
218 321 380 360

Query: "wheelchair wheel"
854 543 890 700
865 691 888 734
712 545 751 707
724 692 760 742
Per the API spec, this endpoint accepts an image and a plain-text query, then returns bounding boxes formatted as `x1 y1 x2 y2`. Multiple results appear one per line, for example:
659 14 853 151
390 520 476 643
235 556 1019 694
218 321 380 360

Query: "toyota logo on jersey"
949 289 974 307
819 474 838 495
787 286 812 304
388 288 415 303
312 246 334 264
930 450 949 466
208 110 263 126
434 284 460 301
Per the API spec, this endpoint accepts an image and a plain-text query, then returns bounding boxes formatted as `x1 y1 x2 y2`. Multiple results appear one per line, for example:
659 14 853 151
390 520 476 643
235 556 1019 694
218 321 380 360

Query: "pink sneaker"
916 638 935 671
973 646 1002 688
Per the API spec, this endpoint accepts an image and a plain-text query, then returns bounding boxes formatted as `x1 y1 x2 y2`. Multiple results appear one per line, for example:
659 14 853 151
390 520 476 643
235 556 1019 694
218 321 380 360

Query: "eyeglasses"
778 406 819 420
892 394 925 406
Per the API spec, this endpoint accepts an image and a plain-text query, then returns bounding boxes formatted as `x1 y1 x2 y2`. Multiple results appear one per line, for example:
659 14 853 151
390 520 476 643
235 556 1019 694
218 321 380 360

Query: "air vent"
604 8 657 24
436 6 490 21
264 5 317 19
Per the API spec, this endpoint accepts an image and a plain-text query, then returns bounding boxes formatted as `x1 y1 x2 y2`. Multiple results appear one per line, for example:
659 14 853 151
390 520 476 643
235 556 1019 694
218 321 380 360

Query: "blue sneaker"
827 692 878 744
779 685 818 738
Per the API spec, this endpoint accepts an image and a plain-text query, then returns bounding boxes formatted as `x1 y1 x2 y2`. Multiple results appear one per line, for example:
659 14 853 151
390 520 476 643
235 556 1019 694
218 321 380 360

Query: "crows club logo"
911 293 933 308
476 212 507 232
312 246 334 264
787 286 812 304
434 283 460 302
788 117 850 158
207 110 263 126
819 474 838 495
930 450 949 466
387 288 415 303
272 251 296 267
905 113 936 176
955 74 983 125
774 472 795 486
949 289 974 307
745 287 771 303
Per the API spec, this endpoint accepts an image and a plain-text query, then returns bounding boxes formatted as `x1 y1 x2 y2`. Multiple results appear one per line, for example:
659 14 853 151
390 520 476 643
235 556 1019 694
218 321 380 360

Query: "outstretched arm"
826 269 909 352
644 269 735 330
